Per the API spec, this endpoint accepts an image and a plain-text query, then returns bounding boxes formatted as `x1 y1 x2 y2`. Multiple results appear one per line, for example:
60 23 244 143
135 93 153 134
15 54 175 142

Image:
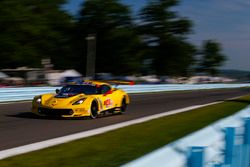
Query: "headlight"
72 98 86 105
36 96 42 104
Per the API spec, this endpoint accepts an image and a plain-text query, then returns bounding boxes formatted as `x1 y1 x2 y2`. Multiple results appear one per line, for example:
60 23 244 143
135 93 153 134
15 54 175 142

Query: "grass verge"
1 95 250 167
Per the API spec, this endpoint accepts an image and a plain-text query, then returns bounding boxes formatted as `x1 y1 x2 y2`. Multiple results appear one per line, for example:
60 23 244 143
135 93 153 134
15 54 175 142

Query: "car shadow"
6 111 123 120
6 112 43 119
5 112 82 120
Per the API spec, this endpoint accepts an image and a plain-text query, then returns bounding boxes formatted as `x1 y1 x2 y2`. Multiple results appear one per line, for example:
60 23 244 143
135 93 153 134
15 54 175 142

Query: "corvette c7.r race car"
31 81 131 119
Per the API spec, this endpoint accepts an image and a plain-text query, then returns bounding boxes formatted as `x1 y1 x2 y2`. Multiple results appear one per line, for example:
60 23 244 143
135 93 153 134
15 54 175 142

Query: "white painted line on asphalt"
0 101 221 160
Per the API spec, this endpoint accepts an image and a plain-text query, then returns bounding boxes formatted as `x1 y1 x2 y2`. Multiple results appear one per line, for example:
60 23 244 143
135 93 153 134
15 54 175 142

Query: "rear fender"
124 94 130 104
112 89 130 105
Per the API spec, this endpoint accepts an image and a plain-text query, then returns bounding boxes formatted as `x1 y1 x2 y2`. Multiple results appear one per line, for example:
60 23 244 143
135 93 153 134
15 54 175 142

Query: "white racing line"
0 101 221 160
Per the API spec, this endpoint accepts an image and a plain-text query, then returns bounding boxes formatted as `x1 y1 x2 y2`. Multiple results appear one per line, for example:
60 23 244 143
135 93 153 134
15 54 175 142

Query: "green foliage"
77 0 142 75
138 0 196 76
79 0 131 33
198 40 226 75
0 0 226 76
154 37 196 76
0 0 74 69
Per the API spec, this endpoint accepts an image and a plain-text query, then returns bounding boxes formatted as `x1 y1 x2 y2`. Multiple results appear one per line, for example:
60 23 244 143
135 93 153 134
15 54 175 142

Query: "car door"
99 85 116 111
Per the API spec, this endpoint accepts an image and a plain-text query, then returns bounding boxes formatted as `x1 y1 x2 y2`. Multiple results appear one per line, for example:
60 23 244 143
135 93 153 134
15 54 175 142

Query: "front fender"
82 97 100 112
41 93 55 104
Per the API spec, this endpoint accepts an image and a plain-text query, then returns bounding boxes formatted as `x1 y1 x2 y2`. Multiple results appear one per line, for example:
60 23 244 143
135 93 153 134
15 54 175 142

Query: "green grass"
1 95 250 167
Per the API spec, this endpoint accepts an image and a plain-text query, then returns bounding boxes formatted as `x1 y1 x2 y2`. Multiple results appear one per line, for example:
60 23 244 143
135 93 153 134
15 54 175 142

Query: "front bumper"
32 106 90 117
38 108 73 117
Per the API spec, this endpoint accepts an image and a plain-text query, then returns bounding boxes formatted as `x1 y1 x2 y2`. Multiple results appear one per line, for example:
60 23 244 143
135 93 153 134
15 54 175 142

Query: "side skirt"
98 107 121 116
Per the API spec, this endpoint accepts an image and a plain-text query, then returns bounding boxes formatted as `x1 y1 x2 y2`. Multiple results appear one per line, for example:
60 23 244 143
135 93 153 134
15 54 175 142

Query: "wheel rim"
91 103 98 118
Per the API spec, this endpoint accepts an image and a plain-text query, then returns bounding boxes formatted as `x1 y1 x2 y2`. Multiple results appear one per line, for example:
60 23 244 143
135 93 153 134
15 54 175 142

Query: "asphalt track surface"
0 88 250 151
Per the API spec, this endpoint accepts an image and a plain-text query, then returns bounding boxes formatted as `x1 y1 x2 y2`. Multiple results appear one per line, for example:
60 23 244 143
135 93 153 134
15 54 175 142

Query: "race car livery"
31 81 130 118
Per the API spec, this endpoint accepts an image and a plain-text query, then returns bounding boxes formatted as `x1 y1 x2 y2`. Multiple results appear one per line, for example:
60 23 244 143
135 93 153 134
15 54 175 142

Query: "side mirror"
55 89 60 94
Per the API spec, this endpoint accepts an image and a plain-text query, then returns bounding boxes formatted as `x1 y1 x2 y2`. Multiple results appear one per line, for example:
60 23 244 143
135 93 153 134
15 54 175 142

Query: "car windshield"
59 85 99 95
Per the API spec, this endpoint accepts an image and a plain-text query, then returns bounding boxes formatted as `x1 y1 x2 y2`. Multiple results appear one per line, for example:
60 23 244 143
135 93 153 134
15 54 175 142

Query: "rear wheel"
90 101 98 119
120 98 127 113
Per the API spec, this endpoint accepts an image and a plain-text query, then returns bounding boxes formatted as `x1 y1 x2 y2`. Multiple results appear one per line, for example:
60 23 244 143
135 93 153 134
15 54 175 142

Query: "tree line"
0 0 226 76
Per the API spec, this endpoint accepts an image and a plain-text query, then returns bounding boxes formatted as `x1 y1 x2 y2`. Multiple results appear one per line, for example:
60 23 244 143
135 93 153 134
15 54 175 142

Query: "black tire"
120 98 127 113
90 101 98 119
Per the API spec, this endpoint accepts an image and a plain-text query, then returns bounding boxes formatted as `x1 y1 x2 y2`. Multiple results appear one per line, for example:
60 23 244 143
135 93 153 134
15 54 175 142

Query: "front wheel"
90 102 98 119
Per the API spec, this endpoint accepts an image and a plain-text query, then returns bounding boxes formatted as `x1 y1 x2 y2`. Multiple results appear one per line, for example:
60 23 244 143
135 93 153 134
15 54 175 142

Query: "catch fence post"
244 118 250 167
244 118 250 145
224 127 235 165
188 146 205 167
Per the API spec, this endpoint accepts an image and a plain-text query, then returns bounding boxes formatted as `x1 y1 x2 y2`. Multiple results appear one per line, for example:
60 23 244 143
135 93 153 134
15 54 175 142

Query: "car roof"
66 81 111 87
65 80 133 87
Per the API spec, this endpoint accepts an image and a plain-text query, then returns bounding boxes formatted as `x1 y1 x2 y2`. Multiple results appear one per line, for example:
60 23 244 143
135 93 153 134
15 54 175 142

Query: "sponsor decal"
104 98 113 108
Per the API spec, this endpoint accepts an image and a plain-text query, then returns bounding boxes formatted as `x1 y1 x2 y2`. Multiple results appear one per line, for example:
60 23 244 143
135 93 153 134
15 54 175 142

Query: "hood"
44 94 86 108
55 92 82 98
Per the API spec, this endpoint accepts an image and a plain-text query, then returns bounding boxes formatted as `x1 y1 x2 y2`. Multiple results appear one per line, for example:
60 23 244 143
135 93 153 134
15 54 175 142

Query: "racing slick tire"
90 101 98 119
120 98 127 113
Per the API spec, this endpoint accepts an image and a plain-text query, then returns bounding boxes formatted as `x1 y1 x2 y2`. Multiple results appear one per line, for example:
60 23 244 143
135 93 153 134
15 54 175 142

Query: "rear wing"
105 80 135 86
83 80 135 86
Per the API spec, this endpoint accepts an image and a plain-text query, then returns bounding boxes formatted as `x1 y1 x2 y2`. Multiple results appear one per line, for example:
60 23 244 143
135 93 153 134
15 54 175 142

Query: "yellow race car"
31 81 130 118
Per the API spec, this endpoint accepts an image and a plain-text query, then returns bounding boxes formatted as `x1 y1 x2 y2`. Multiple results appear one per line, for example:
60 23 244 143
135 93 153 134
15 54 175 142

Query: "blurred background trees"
77 0 142 75
0 0 74 69
0 0 226 76
196 40 226 76
138 0 196 76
